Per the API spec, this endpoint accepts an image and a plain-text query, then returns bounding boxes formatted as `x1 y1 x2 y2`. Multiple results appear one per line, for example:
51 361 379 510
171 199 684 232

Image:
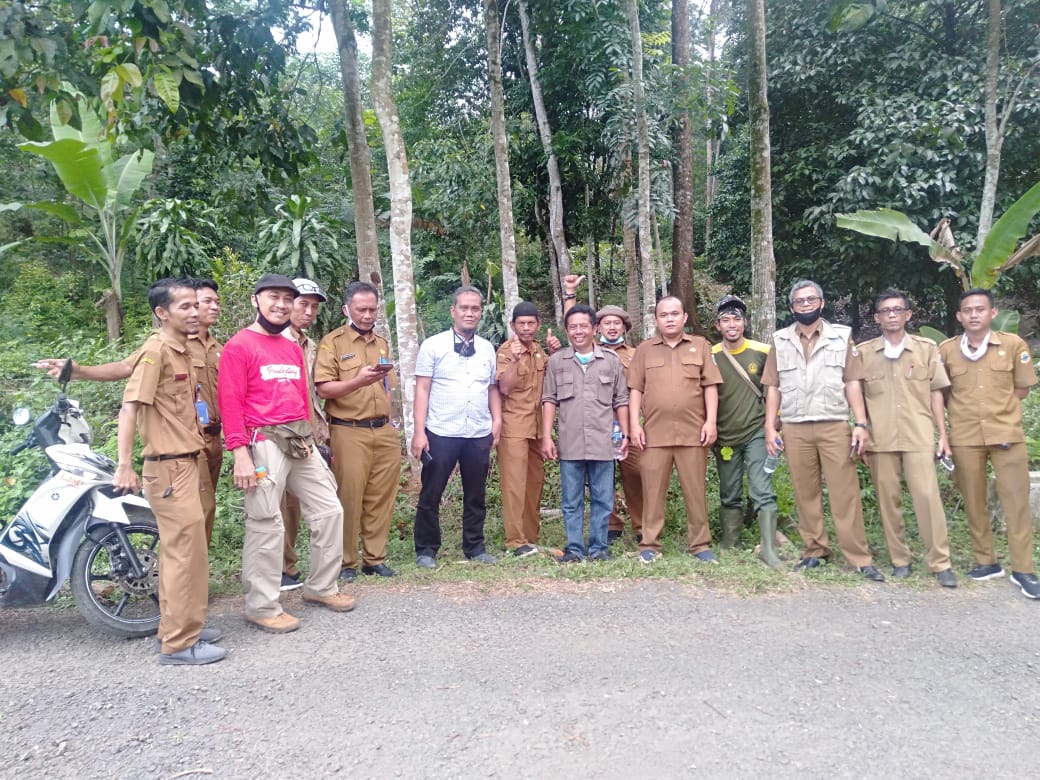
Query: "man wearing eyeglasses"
938 288 1038 599
847 288 957 587
761 280 884 581
410 285 502 568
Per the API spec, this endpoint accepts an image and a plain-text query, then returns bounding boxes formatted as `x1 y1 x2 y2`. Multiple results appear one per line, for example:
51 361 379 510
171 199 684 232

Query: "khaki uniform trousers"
244 439 343 618
331 424 401 568
639 446 710 554
952 442 1034 574
866 450 951 571
610 445 643 535
784 421 871 567
198 431 223 546
498 436 544 549
142 457 209 654
281 490 304 577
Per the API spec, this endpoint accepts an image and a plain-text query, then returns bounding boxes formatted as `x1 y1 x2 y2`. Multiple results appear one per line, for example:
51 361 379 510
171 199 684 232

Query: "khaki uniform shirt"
848 334 949 452
628 334 723 447
495 340 547 440
761 320 856 423
186 332 223 424
938 331 1037 446
122 331 205 457
542 346 628 461
605 341 637 372
285 327 329 445
314 324 394 423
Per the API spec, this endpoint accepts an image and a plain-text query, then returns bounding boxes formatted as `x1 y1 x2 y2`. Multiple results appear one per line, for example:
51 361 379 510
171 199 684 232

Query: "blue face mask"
574 351 594 366
599 334 624 346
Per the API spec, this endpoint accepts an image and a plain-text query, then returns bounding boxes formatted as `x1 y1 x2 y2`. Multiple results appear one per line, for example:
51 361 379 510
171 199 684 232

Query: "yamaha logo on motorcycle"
0 360 161 638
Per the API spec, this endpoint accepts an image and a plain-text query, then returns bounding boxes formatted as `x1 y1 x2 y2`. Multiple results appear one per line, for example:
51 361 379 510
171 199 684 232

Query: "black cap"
716 294 747 317
254 274 299 297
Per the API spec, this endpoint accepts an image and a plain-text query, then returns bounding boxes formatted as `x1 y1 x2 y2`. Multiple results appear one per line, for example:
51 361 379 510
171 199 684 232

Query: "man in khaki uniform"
114 278 225 665
762 279 884 581
315 281 401 580
939 287 1039 599
561 275 643 542
496 301 549 556
280 278 333 589
848 288 957 587
629 295 723 563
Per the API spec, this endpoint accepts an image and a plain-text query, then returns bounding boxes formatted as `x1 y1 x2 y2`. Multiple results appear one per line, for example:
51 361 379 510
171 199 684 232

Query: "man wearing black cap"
219 274 355 634
711 295 782 568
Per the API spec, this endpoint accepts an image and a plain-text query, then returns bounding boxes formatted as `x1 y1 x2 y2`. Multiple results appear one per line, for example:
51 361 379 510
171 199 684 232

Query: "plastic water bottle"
611 422 624 460
255 465 270 484
763 439 782 474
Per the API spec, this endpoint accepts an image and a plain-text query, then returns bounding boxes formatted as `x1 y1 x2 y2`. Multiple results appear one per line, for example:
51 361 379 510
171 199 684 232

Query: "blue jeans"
559 459 614 557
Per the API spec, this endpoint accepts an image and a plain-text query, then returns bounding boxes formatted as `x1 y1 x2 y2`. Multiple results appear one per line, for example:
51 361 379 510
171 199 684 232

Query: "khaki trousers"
609 445 643 534
866 450 951 571
198 431 223 546
331 424 401 568
142 457 209 654
281 490 304 577
243 439 343 618
498 436 544 549
784 421 872 567
639 445 710 554
952 443 1034 574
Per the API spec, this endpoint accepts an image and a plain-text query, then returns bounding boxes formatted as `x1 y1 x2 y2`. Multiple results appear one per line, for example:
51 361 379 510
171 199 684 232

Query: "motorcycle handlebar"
10 438 31 456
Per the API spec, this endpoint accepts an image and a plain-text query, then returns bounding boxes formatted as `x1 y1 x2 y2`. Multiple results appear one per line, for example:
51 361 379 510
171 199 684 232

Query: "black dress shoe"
794 556 825 570
607 530 623 543
891 564 912 578
935 568 958 588
361 563 396 577
859 565 886 582
339 567 357 583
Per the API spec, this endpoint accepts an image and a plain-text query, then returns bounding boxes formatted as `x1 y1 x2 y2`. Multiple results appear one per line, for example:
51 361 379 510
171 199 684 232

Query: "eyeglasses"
453 332 475 357
876 307 908 316
792 296 820 306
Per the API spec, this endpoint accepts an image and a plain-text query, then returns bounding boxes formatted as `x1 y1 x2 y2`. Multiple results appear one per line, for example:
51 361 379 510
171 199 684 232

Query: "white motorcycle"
1 360 161 637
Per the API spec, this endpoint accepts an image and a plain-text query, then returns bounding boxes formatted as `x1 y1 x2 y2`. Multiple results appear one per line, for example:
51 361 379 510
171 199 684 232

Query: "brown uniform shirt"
847 334 949 452
938 331 1037 446
187 332 223 424
760 328 858 386
605 341 637 372
314 324 394 422
287 327 329 445
495 340 547 440
628 334 723 447
122 331 205 457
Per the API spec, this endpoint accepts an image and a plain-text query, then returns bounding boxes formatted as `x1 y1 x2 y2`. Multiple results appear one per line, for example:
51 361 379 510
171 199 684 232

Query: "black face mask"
350 320 372 335
257 311 292 334
792 307 823 326
453 331 475 357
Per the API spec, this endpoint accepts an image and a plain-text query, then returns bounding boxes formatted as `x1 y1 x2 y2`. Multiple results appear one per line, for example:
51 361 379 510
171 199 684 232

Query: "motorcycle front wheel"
69 517 162 638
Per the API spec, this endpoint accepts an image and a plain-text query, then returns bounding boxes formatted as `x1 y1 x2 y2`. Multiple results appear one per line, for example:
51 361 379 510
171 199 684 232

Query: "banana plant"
836 179 1040 340
0 90 154 341
256 193 340 281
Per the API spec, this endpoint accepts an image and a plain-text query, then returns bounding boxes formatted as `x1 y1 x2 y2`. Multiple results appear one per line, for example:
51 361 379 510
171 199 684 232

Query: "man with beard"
114 278 225 664
761 280 884 581
410 285 501 568
561 274 643 544
711 295 782 568
939 288 1038 598
848 288 957 587
219 274 355 634
541 304 629 562
315 281 401 580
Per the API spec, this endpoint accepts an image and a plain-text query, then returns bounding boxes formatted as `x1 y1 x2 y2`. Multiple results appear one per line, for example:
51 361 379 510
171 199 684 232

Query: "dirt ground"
1 578 1038 779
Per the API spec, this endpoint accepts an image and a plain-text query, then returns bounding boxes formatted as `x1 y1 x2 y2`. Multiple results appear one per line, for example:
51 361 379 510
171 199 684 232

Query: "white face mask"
883 336 906 359
960 331 990 362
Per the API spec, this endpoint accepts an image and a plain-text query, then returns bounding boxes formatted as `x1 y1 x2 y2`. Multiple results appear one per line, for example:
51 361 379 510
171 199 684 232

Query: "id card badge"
195 400 211 425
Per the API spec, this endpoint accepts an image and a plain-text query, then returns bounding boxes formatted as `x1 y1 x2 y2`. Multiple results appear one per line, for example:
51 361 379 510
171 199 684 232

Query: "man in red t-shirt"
218 274 355 634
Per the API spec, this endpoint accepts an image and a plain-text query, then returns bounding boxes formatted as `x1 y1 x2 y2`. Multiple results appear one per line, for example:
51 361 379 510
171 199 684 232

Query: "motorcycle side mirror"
12 407 31 426
58 358 74 387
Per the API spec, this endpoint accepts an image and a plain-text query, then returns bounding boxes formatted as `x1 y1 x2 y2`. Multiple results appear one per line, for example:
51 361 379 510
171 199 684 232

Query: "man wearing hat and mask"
711 295 782 568
562 275 643 543
219 274 355 634
279 278 333 590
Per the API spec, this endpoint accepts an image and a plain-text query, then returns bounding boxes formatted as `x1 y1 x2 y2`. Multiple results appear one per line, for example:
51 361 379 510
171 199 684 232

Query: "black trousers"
414 429 493 559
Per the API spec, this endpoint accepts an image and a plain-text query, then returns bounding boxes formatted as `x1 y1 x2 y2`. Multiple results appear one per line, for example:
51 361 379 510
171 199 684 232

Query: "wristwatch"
854 422 869 429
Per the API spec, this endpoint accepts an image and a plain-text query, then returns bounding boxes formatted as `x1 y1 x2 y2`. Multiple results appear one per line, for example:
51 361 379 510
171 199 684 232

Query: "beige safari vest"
772 320 852 423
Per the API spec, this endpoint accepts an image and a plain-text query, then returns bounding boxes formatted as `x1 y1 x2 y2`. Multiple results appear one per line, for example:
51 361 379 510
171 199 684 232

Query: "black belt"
330 416 389 429
143 451 200 462
202 423 222 435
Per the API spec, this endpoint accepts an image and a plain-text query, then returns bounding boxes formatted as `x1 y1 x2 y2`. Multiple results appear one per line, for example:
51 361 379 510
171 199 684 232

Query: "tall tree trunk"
329 0 391 341
628 0 656 337
517 0 571 284
621 148 640 331
484 0 520 326
977 0 1002 250
585 181 596 308
747 0 776 341
371 0 420 453
704 0 720 252
670 0 696 316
